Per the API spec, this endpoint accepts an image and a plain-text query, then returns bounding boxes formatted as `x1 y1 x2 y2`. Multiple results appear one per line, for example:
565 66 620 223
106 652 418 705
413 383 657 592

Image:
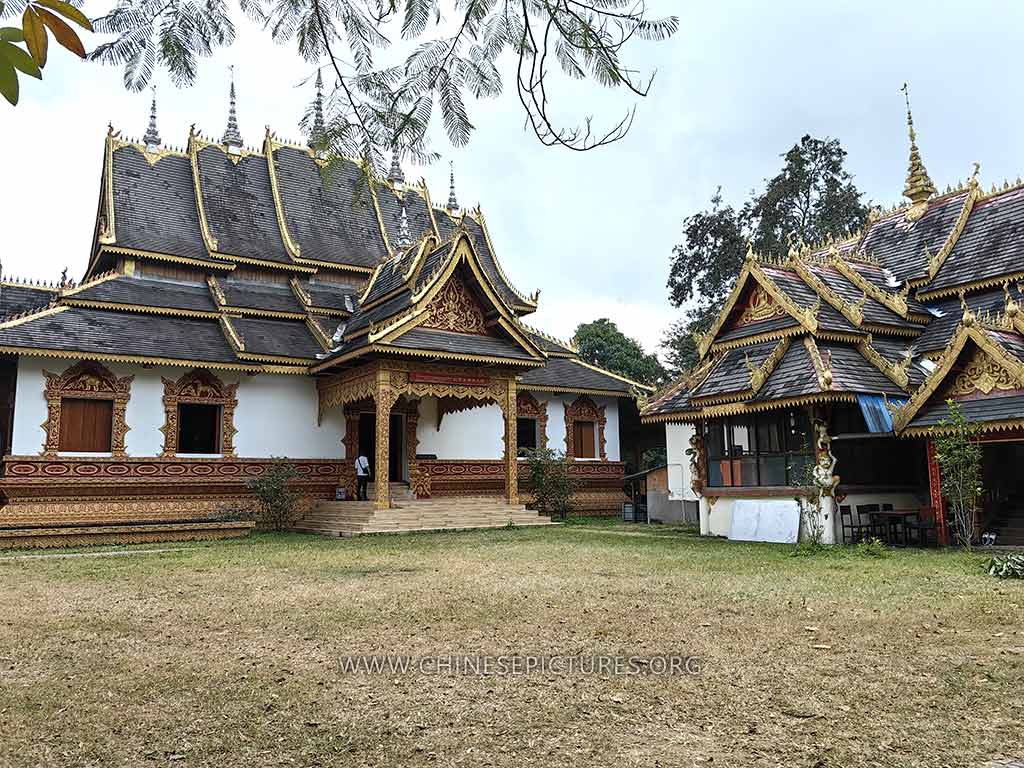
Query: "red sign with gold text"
408 371 491 387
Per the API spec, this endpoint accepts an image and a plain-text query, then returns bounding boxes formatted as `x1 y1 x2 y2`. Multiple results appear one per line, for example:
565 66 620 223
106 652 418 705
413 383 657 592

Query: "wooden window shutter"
573 420 596 459
58 398 114 452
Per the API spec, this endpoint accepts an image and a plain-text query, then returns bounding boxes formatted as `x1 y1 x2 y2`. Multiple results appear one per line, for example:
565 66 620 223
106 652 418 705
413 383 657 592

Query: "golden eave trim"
99 246 236 272
469 207 538 310
63 299 221 321
0 304 68 329
263 131 303 261
309 342 540 374
188 130 219 253
791 256 864 327
923 183 980 282
101 128 117 245
917 270 1024 301
902 417 1024 439
0 345 307 374
236 352 317 365
209 252 317 274
569 358 655 393
680 391 859 422
368 172 394 257
220 315 245 352
306 317 332 351
709 324 804 353
830 252 913 319
520 383 637 399
894 324 1024 432
60 269 121 298
221 306 307 321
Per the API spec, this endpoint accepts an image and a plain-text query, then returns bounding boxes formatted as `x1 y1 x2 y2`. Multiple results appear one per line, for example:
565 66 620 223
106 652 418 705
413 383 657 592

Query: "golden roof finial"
901 83 936 208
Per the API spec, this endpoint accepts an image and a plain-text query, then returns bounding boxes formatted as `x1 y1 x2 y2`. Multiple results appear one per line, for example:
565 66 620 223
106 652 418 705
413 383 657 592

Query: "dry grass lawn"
2 525 1023 767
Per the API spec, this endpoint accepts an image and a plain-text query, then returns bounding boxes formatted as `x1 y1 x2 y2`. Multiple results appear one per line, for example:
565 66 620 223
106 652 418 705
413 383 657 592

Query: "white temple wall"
10 358 345 459
665 422 697 501
412 392 620 461
414 396 505 459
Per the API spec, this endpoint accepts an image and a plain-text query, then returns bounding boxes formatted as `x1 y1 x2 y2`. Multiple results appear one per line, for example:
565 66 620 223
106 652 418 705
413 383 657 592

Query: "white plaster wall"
411 392 621 462
11 358 345 459
665 422 696 501
415 396 505 459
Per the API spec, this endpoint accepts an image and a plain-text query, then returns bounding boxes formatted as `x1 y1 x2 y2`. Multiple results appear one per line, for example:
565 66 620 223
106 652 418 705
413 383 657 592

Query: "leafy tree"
572 318 666 387
662 136 869 375
934 401 983 550
522 447 577 520
747 135 870 259
52 0 678 171
0 0 92 105
247 458 300 531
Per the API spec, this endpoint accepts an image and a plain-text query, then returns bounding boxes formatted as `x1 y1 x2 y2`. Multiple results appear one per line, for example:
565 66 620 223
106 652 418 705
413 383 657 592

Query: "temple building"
644 97 1024 547
0 81 651 547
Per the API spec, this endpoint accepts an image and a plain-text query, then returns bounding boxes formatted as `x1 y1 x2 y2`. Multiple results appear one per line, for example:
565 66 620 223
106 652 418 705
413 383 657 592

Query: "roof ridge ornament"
901 83 936 220
397 196 412 249
222 66 243 150
388 148 405 186
446 161 459 212
143 87 161 150
308 70 327 154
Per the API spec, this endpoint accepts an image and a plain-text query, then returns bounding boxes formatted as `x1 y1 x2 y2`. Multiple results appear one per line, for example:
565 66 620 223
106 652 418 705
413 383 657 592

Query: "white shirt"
355 456 370 476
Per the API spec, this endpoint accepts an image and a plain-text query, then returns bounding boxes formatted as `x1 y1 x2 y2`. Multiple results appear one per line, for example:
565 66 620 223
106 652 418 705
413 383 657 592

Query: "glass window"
704 410 815 488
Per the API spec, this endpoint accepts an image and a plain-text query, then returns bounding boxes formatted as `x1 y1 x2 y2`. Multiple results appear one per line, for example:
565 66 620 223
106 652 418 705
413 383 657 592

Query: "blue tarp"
856 394 907 434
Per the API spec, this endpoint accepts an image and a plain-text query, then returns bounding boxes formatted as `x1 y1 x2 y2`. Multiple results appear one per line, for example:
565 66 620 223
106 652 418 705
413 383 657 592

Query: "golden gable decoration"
946 348 1019 397
41 360 133 457
736 285 786 326
421 275 487 334
160 368 239 457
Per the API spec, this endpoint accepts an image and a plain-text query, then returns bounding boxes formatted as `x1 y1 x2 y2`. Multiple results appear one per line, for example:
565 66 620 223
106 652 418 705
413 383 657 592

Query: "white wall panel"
11 358 345 459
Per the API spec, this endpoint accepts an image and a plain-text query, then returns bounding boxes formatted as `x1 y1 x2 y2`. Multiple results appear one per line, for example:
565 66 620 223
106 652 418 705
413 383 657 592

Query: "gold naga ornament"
946 348 1019 397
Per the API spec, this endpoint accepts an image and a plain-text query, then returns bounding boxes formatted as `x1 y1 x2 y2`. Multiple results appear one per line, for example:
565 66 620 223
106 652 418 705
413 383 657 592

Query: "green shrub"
855 537 888 559
247 459 300 531
522 447 578 520
986 553 1024 579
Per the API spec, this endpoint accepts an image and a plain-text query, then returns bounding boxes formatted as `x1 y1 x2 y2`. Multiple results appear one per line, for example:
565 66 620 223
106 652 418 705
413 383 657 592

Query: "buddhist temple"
0 80 651 547
644 93 1024 547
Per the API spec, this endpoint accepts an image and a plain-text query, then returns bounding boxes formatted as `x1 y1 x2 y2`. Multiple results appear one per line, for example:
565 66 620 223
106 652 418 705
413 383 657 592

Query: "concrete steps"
291 496 553 537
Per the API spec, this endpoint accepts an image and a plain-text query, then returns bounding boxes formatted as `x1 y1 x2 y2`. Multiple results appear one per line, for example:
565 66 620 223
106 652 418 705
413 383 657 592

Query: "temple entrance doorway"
357 412 407 483
980 441 1024 546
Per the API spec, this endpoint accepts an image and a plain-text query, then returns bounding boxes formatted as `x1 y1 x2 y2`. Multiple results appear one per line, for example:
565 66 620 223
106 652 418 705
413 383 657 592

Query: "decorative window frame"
42 360 133 457
516 391 548 451
564 394 606 461
160 368 238 457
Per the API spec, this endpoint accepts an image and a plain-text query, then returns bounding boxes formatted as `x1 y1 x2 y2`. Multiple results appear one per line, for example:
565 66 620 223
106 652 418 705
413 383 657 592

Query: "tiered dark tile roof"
218 279 304 314
70 275 217 313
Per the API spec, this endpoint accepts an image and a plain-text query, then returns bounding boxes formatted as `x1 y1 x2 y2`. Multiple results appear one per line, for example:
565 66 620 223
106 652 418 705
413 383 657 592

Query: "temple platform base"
292 497 553 537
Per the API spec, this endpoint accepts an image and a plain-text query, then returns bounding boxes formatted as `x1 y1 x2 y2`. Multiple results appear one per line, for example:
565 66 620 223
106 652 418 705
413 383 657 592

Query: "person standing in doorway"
355 452 371 501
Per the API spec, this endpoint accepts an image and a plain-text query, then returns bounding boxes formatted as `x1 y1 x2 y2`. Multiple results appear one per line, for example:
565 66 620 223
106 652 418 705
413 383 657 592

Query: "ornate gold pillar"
502 376 518 505
374 368 399 510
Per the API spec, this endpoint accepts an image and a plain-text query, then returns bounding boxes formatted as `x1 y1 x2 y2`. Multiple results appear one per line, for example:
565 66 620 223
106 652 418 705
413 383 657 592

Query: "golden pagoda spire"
901 83 936 212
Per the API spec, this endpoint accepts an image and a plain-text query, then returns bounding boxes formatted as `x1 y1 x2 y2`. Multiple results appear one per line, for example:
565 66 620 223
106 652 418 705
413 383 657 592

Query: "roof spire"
901 83 936 208
397 196 412 249
308 69 327 152
222 65 243 149
388 148 405 185
446 161 459 212
143 86 161 150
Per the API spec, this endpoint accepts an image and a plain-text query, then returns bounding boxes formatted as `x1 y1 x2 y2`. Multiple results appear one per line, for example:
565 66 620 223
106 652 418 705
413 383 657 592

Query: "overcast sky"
2 1 1023 358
